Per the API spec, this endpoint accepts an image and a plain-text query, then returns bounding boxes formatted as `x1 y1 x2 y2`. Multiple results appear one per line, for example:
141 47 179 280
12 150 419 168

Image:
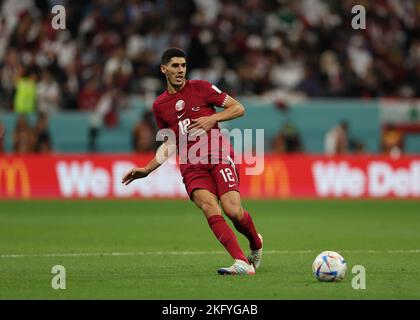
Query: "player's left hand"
122 167 150 185
187 116 216 137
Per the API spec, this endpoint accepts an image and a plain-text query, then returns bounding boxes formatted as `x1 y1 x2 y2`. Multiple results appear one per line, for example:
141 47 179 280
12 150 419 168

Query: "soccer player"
122 48 262 275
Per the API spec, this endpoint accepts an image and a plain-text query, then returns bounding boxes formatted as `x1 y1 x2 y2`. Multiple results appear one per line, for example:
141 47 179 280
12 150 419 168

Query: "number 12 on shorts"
220 168 235 183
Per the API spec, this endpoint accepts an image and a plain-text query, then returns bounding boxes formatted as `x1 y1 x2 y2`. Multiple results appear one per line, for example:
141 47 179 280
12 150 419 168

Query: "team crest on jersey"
175 100 185 111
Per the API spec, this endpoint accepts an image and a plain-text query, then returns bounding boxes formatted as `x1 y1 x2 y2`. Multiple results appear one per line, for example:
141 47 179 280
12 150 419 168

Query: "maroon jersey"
152 80 234 174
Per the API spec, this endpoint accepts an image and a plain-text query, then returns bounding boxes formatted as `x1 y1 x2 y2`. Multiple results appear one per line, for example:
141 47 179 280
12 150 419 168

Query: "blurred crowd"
1 0 420 116
271 119 405 156
0 112 53 153
0 0 418 155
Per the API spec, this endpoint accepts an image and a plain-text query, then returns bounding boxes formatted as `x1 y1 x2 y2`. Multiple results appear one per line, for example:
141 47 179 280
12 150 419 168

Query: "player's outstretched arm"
122 167 150 185
122 141 175 185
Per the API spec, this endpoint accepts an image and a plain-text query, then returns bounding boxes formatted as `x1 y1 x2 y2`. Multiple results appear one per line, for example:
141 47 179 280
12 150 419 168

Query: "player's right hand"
122 168 150 185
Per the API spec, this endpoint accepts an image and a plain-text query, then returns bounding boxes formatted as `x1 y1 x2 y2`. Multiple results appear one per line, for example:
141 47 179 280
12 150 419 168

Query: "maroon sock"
207 215 248 263
232 211 262 250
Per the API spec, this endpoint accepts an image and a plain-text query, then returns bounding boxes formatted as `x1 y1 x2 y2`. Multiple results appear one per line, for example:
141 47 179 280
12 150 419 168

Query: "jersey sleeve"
196 80 228 108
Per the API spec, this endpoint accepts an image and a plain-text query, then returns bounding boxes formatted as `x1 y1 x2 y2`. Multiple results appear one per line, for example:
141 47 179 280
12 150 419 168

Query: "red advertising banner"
1 154 419 199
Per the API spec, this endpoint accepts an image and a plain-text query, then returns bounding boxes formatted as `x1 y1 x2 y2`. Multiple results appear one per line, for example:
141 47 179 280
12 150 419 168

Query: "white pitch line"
0 249 419 259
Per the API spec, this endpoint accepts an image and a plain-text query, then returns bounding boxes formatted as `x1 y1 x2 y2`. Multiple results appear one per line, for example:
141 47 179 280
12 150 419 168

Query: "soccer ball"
312 251 347 282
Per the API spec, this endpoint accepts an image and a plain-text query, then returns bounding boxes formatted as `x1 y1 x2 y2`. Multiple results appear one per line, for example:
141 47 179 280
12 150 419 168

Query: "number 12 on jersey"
178 118 191 135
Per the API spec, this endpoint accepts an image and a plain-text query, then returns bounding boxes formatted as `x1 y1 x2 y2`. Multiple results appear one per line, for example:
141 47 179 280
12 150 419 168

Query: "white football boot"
248 234 263 269
217 259 256 275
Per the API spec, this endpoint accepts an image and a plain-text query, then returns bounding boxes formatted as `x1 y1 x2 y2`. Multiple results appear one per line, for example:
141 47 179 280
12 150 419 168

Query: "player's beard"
170 74 185 89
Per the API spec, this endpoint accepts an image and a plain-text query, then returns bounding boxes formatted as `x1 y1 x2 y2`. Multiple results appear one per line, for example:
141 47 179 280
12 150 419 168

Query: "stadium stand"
0 0 419 153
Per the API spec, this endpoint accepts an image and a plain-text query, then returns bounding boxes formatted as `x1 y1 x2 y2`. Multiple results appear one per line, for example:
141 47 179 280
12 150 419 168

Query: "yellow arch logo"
250 159 290 198
0 159 31 198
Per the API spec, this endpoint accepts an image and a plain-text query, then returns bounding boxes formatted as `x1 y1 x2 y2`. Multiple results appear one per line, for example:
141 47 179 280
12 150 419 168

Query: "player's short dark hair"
161 47 186 65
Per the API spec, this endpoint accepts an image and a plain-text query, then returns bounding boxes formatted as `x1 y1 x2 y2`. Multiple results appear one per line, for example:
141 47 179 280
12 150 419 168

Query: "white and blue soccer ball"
312 251 347 282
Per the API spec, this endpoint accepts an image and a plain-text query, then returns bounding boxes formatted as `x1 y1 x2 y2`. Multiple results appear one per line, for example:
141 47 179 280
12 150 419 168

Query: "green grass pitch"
0 199 419 299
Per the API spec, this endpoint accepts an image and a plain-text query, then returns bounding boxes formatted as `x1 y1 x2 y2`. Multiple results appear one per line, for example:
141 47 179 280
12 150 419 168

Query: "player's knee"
200 202 221 217
223 202 243 221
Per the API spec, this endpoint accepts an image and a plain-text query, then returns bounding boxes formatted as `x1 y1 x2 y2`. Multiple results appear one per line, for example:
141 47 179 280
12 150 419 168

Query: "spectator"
77 77 101 111
272 121 303 153
88 114 100 152
324 121 349 155
132 111 158 153
381 123 404 157
13 114 34 153
94 86 123 128
61 62 80 110
0 120 5 153
37 68 61 113
33 112 52 153
350 139 366 155
13 68 37 114
104 46 133 91
88 86 125 151
0 48 23 110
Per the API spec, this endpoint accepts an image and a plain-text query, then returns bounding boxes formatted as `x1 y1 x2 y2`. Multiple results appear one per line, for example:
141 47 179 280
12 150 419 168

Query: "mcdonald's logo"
0 159 31 198
249 159 290 198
